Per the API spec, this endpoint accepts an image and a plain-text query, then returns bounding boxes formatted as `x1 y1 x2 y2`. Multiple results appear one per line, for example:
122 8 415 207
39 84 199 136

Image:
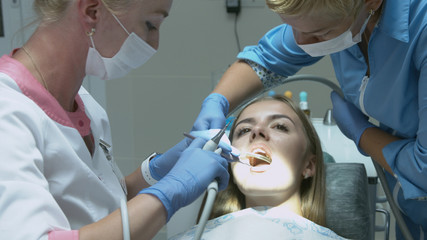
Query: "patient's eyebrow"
234 118 255 128
271 114 296 126
234 114 296 128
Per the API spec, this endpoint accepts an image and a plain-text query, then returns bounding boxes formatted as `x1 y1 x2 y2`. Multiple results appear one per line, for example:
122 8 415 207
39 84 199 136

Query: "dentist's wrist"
141 152 161 185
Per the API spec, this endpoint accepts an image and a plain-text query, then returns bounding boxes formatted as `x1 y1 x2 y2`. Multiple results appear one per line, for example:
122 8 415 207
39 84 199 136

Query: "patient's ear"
302 154 316 179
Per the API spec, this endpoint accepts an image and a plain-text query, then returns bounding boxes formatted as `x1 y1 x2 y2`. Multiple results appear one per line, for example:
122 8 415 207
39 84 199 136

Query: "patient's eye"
273 123 289 132
235 127 251 137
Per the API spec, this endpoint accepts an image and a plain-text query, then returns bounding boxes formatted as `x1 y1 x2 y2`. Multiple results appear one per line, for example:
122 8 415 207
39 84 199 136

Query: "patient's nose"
251 126 269 141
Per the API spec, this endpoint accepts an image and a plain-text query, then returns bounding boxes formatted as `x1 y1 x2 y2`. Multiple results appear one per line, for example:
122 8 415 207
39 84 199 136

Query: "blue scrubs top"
237 0 427 237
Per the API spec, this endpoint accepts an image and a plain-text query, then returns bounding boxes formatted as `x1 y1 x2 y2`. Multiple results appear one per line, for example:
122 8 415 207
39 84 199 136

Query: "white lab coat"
0 55 125 239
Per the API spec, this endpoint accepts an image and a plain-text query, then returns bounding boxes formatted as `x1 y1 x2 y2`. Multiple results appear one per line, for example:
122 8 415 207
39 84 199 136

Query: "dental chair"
324 162 372 240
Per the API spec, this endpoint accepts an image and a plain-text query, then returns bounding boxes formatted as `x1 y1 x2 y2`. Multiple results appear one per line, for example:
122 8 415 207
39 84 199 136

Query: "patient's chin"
238 186 292 203
233 164 297 199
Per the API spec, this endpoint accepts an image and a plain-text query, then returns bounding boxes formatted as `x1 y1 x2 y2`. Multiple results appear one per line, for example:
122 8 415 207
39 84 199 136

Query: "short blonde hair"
207 95 326 226
33 0 135 23
266 0 364 20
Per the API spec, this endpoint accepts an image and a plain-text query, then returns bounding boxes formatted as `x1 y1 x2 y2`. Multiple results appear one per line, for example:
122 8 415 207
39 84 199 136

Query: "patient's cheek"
231 164 249 185
231 163 244 181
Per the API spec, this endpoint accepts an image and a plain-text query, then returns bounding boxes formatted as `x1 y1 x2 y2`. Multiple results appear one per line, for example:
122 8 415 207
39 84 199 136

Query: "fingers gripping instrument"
183 132 249 166
194 122 230 240
201 122 230 152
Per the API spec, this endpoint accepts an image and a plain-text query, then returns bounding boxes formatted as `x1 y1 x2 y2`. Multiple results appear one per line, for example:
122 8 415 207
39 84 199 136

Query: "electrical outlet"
241 0 265 7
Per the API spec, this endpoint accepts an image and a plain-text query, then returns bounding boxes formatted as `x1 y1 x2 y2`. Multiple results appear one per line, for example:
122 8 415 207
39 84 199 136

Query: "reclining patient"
170 95 347 240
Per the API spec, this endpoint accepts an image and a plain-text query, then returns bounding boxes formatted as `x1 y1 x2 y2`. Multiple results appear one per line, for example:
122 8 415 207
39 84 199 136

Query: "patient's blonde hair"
266 0 364 20
33 0 136 23
207 95 326 226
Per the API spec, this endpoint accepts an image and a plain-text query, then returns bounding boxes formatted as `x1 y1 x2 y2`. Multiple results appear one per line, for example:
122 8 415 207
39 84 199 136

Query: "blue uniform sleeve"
383 25 427 200
237 24 321 79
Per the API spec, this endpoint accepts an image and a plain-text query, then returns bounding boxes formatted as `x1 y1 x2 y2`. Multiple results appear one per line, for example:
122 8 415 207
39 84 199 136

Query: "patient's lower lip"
250 164 270 173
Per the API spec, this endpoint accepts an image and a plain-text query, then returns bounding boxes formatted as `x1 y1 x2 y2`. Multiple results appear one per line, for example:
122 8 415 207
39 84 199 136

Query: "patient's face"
231 100 309 203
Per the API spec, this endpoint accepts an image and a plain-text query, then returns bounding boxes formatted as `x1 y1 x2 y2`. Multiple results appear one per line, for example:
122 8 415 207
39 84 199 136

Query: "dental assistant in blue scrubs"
191 0 427 239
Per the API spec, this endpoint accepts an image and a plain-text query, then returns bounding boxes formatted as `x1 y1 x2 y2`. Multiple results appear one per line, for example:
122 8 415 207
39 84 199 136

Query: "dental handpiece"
182 132 251 166
194 123 230 240
201 122 229 151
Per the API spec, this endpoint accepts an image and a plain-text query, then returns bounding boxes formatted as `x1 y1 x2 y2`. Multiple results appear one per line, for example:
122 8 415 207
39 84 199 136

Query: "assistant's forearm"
79 194 166 240
213 60 263 111
359 127 400 175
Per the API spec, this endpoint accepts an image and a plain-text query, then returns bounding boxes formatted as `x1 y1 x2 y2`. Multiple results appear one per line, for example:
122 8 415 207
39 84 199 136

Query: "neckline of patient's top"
0 52 91 137
170 206 348 240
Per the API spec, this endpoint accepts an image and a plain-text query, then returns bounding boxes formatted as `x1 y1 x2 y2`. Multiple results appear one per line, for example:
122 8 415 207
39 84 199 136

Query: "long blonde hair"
266 0 364 20
208 95 326 226
33 0 136 23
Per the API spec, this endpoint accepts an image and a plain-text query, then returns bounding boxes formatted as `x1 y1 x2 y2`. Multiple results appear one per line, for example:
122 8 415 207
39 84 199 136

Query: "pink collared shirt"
0 52 124 240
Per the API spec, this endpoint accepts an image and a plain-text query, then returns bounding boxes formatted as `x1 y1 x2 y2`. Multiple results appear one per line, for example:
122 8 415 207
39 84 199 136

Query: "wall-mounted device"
226 0 241 14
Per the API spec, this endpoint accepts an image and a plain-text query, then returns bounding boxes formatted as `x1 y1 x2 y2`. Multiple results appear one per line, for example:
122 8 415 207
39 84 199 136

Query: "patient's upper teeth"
252 148 266 154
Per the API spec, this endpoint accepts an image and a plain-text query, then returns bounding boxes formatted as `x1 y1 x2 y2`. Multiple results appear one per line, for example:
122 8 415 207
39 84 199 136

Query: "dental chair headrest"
325 163 371 240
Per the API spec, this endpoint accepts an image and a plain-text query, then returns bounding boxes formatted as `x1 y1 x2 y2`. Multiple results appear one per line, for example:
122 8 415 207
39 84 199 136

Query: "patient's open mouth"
245 148 272 166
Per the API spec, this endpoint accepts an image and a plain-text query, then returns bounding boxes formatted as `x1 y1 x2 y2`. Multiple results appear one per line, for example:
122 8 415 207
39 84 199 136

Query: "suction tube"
372 161 414 240
193 181 219 240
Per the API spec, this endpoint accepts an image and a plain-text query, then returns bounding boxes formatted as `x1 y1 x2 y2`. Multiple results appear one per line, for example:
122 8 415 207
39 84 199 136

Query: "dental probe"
193 123 230 240
184 133 271 165
182 133 251 166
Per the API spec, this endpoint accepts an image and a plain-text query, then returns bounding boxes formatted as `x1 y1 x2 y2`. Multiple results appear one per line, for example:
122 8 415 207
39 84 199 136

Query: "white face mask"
296 12 372 57
85 13 157 80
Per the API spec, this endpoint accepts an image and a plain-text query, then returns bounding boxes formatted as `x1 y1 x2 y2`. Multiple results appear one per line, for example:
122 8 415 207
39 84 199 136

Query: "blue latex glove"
190 129 237 156
149 138 191 181
140 138 229 221
192 93 229 131
150 130 236 181
330 91 375 155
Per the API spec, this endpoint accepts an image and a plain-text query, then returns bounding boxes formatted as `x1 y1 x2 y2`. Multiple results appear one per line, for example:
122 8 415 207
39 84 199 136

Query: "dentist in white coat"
0 0 229 239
